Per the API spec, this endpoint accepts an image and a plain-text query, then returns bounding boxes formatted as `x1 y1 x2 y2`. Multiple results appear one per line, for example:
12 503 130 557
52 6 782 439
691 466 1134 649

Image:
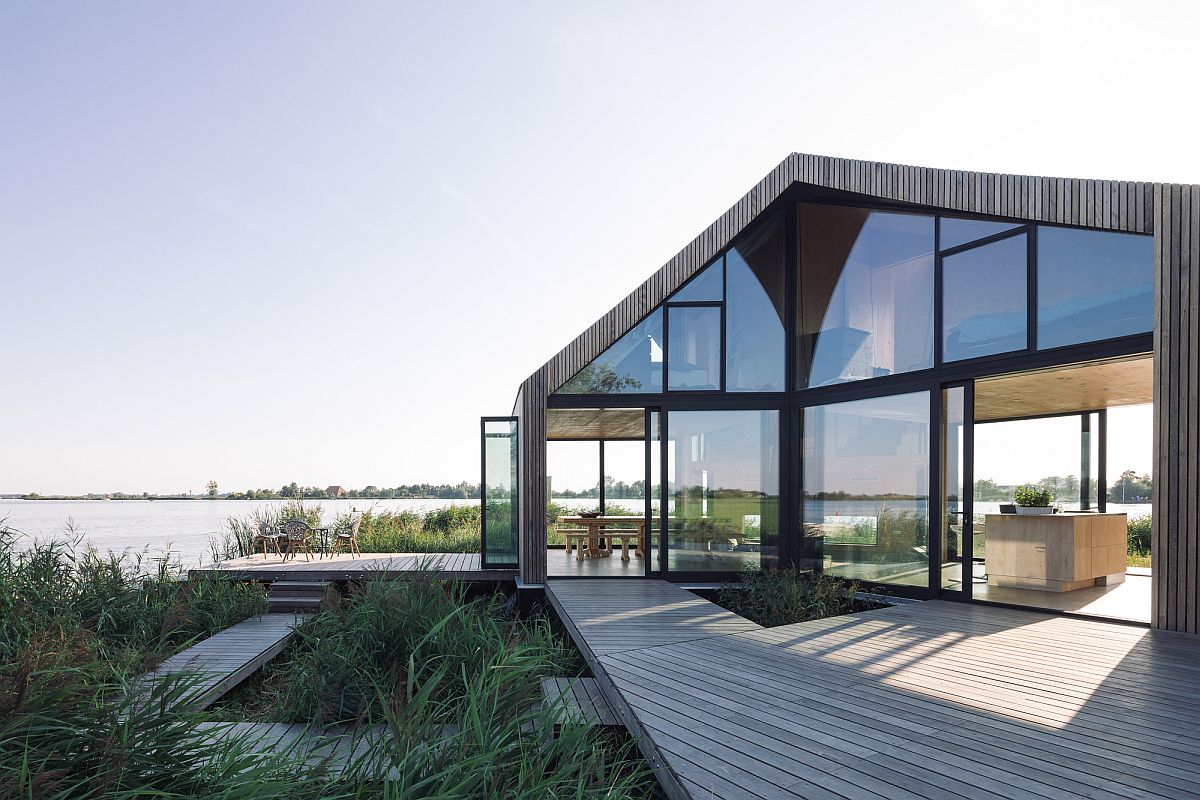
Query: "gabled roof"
522 152 1160 398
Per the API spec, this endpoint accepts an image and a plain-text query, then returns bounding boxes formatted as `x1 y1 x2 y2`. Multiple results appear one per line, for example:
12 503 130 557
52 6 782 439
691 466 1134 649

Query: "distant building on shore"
326 485 348 498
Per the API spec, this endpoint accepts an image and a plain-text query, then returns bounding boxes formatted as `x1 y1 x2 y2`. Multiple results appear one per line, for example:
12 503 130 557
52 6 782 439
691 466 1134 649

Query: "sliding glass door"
658 409 780 576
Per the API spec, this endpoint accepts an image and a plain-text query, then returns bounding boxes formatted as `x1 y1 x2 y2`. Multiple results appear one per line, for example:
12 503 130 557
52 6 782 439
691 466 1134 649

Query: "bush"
716 567 868 628
1129 515 1152 559
422 504 480 533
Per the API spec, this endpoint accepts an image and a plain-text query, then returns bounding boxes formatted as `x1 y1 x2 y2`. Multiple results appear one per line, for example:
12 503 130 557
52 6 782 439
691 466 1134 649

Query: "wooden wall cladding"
516 154 1196 635
1154 183 1200 633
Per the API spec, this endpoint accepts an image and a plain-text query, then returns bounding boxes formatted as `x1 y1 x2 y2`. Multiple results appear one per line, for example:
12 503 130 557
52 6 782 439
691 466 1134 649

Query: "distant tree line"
222 482 479 501
21 482 481 501
551 477 646 499
972 469 1152 504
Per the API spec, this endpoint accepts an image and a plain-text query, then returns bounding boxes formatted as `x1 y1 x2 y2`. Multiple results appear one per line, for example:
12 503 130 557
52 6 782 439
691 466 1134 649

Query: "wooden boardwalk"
194 721 390 775
547 579 1200 800
198 551 511 582
135 614 304 710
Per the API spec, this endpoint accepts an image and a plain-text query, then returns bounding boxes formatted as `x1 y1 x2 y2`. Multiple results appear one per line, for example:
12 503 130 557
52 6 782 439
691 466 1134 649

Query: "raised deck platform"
547 579 1200 800
197 551 513 582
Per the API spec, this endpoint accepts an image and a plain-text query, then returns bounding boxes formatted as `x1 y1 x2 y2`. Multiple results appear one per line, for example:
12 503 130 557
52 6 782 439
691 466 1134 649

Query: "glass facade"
802 392 930 587
942 234 1028 362
667 305 721 390
726 215 786 392
1037 226 1154 350
797 204 934 387
940 217 1022 250
670 259 723 302
664 410 779 573
544 199 1154 593
558 309 663 394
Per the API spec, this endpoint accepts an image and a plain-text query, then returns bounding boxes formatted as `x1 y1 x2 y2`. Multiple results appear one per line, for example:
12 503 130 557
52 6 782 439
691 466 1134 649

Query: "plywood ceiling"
547 408 645 440
974 356 1153 421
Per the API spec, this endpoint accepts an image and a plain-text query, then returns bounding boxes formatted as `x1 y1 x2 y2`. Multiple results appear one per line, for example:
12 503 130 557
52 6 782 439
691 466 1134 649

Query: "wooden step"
540 677 622 728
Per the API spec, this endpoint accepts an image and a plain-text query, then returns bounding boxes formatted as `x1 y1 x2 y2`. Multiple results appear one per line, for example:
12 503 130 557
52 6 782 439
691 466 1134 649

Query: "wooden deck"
194 722 391 775
197 551 513 582
134 613 304 710
547 579 1200 800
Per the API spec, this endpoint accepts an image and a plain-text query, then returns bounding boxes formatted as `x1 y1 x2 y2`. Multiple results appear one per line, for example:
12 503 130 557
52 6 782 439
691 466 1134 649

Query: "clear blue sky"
3 1 1194 495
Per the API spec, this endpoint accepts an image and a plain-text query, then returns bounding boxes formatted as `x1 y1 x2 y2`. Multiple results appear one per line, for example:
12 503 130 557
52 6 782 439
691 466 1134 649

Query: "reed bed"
1 520 655 798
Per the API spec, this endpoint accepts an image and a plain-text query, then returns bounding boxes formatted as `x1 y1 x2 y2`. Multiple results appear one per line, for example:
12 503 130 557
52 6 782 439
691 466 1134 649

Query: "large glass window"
1036 227 1154 350
665 410 779 573
798 205 934 387
942 234 1028 362
557 309 663 394
802 392 930 587
726 215 785 392
667 306 721 390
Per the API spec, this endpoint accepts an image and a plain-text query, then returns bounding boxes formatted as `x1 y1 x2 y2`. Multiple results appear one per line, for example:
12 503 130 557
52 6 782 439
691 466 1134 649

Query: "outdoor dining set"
251 515 362 561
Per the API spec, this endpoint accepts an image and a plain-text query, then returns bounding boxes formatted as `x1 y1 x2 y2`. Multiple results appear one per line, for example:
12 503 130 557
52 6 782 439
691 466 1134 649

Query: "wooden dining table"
556 516 647 561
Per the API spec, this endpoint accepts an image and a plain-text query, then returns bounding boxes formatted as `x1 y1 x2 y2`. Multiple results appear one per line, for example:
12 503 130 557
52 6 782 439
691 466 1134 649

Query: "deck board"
134 614 304 710
546 579 1200 800
195 551 513 582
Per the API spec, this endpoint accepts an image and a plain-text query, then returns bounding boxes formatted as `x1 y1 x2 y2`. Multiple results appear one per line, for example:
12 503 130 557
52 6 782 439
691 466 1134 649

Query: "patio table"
556 516 646 561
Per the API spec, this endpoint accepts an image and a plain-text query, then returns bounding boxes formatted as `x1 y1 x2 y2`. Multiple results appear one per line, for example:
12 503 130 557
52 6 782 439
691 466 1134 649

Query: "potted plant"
1012 485 1054 515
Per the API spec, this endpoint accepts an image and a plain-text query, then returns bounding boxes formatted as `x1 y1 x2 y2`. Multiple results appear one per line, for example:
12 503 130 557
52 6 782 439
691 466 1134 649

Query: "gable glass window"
1036 227 1154 350
670 259 723 302
557 309 663 394
942 233 1028 361
797 204 934 388
667 305 721 390
726 215 785 392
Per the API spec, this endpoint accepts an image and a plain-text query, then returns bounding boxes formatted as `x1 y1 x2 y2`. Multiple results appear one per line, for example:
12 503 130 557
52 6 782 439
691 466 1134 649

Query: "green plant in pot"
1013 485 1054 515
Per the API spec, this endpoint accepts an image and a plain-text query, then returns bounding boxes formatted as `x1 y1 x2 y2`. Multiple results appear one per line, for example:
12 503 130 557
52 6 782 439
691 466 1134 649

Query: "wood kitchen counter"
984 512 1128 592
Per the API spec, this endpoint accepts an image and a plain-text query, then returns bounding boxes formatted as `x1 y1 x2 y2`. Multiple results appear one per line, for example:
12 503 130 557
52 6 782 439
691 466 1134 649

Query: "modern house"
481 154 1200 634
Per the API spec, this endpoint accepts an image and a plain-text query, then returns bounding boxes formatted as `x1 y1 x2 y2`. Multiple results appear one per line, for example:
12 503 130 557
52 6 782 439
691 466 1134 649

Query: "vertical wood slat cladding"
516 154 1196 632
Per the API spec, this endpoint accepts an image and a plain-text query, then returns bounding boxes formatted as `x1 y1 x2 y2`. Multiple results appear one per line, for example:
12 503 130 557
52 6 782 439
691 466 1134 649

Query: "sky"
2 1 1195 495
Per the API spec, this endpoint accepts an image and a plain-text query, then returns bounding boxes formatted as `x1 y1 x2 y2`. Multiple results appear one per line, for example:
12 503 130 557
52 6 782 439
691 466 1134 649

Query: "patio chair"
252 523 283 559
331 514 362 556
280 519 314 562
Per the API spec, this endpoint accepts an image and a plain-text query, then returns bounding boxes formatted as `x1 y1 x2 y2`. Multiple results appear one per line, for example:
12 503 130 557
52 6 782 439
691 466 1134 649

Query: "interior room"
944 355 1153 623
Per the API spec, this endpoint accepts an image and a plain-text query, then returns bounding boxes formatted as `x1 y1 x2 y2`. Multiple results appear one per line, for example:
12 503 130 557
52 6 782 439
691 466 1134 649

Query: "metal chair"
331 514 362 556
281 518 314 562
252 523 283 559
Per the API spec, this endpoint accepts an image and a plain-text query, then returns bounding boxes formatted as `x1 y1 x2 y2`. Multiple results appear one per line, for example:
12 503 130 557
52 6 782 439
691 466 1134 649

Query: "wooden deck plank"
194 551 510 583
547 580 1200 800
135 614 304 710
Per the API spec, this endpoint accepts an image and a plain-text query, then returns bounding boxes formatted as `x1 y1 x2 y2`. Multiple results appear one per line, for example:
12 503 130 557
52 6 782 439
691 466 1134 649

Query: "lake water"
1 497 1149 569
0 498 603 568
